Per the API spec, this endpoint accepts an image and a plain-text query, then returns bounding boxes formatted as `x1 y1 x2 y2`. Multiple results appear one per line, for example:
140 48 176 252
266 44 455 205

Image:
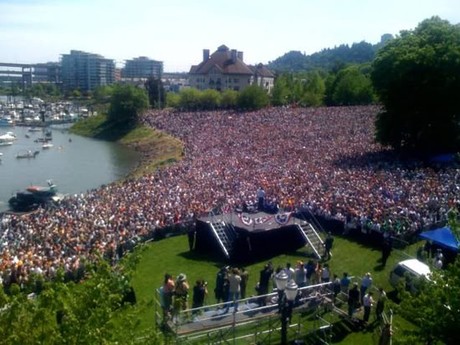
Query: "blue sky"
1 0 459 72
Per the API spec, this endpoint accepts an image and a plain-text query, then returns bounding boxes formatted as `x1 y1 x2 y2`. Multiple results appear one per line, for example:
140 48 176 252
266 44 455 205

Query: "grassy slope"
70 114 183 178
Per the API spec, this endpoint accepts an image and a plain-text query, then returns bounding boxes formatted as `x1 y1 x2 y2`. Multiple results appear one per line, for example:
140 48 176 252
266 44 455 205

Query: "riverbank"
70 113 183 178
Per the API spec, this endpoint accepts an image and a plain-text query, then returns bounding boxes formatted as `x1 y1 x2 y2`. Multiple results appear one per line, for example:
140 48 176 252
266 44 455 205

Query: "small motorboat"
42 142 54 149
28 127 42 132
9 180 58 212
16 150 40 159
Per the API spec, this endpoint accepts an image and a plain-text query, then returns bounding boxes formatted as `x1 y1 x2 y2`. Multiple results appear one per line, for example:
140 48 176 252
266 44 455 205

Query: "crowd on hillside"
1 105 459 286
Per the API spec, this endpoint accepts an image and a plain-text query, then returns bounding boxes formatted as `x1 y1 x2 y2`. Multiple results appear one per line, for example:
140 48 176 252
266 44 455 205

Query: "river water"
0 126 141 212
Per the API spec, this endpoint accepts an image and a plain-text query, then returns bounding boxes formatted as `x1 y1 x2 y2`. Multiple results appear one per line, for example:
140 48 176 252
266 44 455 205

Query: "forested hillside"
268 34 393 72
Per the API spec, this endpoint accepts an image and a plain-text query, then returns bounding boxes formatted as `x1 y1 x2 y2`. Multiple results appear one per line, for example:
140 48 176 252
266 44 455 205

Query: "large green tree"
144 77 166 109
199 89 221 110
330 65 375 106
271 72 326 107
237 84 270 110
108 84 149 124
371 17 460 153
220 89 238 109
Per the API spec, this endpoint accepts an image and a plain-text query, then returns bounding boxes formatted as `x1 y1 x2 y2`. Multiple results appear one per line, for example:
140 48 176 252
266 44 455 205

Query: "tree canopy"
397 257 460 344
371 17 460 153
237 84 270 110
271 71 326 107
144 77 166 109
328 65 375 106
268 38 390 73
108 84 149 124
0 255 158 344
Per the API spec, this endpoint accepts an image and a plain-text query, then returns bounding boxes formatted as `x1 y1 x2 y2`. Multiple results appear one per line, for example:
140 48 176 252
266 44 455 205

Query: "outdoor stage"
194 211 309 261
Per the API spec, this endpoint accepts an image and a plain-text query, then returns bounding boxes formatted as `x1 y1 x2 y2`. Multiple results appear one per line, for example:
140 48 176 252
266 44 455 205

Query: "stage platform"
194 211 321 261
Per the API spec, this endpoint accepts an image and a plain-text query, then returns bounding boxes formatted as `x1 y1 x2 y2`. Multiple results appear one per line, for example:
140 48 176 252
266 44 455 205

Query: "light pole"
275 271 299 345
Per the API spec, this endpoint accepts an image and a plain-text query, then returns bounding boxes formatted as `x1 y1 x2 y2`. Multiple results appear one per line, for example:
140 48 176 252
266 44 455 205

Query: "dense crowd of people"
1 105 459 286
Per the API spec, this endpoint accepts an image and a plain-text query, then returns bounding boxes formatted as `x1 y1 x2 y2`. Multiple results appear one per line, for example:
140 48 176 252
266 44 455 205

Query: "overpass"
0 62 60 88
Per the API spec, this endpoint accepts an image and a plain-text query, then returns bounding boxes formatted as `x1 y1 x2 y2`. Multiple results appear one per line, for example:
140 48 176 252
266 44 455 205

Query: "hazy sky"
1 0 459 72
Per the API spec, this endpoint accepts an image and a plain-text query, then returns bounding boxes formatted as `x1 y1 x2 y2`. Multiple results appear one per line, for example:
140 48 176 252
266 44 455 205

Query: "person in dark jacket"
348 282 360 318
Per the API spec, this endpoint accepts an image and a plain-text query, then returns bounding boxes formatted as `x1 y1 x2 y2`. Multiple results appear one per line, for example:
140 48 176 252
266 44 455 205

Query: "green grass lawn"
131 232 422 344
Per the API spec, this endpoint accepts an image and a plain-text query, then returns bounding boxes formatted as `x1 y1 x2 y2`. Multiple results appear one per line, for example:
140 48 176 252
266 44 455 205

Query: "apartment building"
121 56 163 80
61 50 115 92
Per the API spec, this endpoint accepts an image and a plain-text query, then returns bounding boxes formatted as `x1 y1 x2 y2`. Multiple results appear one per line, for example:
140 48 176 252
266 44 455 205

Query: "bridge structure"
0 62 60 89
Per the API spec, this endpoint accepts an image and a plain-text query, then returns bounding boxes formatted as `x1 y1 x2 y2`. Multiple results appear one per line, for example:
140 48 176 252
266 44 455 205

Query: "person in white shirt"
363 291 374 324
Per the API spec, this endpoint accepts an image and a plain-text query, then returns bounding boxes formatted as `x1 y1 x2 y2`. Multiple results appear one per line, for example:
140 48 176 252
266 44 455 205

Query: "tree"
331 65 375 105
371 17 460 153
93 85 114 104
271 75 290 106
166 92 180 108
108 84 149 124
299 71 326 107
397 257 460 344
0 255 159 344
199 89 221 110
178 88 201 111
220 89 238 109
237 85 270 110
145 77 166 109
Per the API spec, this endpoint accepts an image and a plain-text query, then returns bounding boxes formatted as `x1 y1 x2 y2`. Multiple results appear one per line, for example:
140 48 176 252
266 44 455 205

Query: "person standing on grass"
340 272 351 294
192 280 208 315
258 262 273 306
225 268 241 313
214 266 228 304
173 273 189 321
360 272 372 304
239 267 249 299
375 287 387 321
348 282 360 318
332 274 341 304
381 238 392 267
362 291 374 325
324 232 334 260
161 273 175 321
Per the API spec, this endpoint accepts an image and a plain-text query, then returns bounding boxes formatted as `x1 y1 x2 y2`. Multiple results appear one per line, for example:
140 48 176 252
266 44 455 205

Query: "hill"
268 34 393 73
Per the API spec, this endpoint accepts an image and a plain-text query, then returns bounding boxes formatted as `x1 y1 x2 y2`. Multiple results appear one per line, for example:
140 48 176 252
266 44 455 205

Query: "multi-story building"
189 45 275 92
121 56 163 81
61 50 115 92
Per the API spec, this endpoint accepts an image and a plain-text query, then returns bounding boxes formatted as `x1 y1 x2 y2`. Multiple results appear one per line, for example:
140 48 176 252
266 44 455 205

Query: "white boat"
42 142 54 149
0 132 15 146
0 140 13 146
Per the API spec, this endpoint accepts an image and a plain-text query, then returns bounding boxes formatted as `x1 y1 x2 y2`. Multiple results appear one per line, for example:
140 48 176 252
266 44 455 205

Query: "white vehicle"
389 258 431 293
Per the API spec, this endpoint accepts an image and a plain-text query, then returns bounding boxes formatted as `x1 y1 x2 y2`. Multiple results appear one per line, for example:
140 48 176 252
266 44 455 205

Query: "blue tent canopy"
419 227 459 252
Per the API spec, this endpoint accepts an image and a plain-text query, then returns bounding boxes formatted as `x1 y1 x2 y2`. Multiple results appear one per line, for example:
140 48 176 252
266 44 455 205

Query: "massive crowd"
1 105 459 286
